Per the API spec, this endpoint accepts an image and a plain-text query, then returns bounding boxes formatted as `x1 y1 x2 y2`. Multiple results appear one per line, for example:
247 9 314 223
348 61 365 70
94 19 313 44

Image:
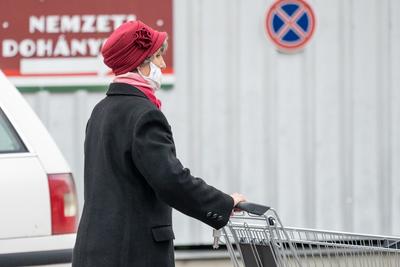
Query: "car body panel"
0 234 76 254
0 155 52 239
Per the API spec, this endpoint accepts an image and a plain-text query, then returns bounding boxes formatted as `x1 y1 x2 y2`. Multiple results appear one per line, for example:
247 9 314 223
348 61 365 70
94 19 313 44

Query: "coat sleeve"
131 109 234 229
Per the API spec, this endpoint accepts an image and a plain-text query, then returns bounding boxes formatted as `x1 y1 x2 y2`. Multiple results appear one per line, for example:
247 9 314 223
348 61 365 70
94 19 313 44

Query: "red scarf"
113 72 162 109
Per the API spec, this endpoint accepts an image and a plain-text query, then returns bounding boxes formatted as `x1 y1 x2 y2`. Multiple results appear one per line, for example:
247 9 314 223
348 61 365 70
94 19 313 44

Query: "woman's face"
138 46 166 76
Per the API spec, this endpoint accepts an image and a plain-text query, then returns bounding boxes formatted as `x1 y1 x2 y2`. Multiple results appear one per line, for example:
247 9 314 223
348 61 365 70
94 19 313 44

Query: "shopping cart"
212 202 400 267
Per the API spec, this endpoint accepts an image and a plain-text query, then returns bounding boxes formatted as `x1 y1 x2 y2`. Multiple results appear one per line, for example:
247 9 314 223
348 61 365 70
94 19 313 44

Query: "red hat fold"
101 20 167 75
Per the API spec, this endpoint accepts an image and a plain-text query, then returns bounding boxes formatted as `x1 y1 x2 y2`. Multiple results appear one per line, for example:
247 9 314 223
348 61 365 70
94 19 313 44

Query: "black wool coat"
72 83 234 267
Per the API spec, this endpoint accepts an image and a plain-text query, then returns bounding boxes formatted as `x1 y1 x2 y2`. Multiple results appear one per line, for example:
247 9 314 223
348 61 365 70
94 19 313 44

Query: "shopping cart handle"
236 202 270 215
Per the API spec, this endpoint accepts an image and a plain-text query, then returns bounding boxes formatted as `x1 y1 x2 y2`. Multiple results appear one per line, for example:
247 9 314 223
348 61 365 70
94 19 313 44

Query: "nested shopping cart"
213 202 400 267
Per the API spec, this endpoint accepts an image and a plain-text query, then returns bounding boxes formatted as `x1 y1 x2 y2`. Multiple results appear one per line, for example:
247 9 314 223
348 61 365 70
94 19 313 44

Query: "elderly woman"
72 20 245 267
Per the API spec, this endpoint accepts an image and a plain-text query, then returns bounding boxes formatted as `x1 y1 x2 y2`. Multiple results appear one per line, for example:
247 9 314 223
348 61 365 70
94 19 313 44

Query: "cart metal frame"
213 203 400 267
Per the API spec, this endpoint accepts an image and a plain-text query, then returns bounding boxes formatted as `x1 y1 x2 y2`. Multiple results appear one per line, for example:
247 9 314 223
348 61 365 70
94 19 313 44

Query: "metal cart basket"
213 203 400 267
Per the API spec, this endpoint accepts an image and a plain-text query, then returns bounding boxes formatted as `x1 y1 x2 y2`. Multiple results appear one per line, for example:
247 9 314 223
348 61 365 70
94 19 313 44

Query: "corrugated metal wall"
22 0 400 245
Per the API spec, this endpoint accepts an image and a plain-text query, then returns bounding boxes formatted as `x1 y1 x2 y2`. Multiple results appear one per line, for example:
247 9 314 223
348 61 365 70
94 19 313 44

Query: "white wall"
23 0 400 245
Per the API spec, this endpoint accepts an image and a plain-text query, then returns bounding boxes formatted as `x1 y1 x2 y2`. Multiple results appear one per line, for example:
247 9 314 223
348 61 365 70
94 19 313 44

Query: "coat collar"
106 83 147 98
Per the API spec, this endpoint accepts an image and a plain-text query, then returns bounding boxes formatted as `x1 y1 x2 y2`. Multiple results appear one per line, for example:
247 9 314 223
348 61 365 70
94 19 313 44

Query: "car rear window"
0 108 28 153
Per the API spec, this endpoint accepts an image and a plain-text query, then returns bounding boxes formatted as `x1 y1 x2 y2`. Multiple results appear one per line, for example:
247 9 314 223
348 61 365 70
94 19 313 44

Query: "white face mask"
138 62 163 91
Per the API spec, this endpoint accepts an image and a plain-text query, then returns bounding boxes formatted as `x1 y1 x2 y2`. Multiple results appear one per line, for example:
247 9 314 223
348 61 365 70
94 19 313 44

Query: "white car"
0 71 78 266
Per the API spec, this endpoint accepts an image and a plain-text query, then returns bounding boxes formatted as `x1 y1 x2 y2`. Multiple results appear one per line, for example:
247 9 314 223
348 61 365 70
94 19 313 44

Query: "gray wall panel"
390 0 400 235
21 0 400 245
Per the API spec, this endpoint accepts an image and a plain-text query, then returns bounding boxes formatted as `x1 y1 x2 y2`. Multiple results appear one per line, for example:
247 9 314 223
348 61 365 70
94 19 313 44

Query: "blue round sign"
266 0 316 52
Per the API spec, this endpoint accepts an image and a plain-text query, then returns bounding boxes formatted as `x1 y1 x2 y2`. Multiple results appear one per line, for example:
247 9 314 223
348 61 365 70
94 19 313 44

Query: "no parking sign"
265 0 316 53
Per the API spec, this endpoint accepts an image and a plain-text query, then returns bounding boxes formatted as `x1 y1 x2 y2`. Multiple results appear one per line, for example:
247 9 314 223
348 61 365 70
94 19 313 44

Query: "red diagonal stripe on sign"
275 4 307 40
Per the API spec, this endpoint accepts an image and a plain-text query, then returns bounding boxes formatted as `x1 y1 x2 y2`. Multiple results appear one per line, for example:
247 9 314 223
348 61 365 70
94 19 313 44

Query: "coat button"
206 212 212 218
217 216 223 221
212 213 218 219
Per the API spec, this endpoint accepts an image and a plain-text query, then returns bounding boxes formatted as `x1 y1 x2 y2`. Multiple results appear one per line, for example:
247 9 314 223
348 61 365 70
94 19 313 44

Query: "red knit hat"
101 20 167 75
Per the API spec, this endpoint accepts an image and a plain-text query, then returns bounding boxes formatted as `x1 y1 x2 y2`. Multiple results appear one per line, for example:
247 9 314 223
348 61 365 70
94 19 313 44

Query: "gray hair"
138 39 168 67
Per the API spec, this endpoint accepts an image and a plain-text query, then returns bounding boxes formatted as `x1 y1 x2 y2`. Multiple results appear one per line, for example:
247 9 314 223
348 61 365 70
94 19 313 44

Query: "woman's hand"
230 192 246 207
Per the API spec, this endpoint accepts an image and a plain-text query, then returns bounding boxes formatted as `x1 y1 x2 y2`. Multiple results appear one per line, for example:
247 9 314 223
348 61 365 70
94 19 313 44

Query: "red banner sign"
0 0 173 77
